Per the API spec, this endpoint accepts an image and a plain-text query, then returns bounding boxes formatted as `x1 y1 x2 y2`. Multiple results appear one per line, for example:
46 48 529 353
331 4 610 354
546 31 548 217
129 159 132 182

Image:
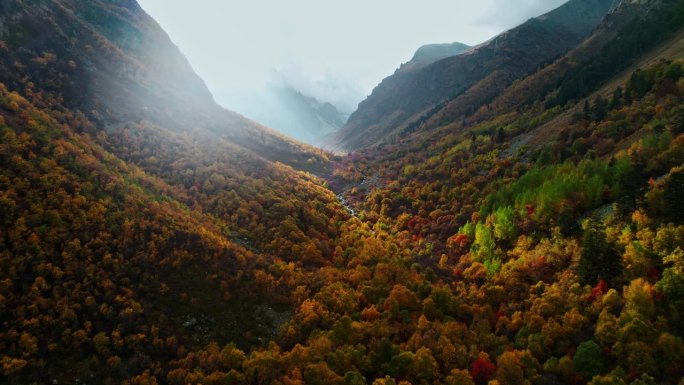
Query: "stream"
336 193 356 216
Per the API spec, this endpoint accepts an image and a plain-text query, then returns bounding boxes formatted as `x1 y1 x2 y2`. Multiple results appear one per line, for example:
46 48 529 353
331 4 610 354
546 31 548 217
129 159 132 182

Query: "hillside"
0 0 326 169
0 0 357 382
428 0 675 134
325 0 615 151
2 0 684 385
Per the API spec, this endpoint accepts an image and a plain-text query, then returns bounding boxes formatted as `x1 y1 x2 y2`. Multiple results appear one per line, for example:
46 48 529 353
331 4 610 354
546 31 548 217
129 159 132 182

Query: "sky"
137 0 568 114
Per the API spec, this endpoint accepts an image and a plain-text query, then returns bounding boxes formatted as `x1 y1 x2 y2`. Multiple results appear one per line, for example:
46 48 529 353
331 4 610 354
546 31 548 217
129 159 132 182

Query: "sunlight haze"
137 0 568 114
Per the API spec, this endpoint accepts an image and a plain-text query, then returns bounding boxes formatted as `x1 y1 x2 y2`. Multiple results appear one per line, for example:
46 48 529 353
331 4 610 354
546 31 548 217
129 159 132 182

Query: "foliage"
1 2 684 385
579 220 622 286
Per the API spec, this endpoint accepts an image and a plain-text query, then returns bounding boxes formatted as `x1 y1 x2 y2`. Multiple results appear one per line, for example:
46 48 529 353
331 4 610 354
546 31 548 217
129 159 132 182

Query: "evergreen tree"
573 340 604 379
663 170 684 222
578 220 622 285
591 95 609 121
583 100 591 120
496 127 506 143
610 86 623 110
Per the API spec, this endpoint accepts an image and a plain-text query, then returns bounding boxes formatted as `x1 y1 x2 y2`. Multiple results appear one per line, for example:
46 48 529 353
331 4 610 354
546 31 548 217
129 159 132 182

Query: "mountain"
237 85 349 145
325 0 615 151
0 0 322 166
2 0 684 384
0 0 351 382
431 0 671 131
396 42 470 73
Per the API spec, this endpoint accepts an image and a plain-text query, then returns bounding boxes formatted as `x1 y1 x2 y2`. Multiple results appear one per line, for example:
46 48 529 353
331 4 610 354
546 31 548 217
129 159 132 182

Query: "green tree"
656 248 684 324
663 170 684 222
627 70 652 99
472 222 495 262
591 95 609 121
573 340 604 379
331 316 354 345
578 220 622 285
345 371 367 385
411 347 439 382
387 352 413 378
493 206 517 242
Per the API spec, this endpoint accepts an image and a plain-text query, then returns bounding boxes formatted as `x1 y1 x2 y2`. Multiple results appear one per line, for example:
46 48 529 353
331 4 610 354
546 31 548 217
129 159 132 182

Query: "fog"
137 0 568 142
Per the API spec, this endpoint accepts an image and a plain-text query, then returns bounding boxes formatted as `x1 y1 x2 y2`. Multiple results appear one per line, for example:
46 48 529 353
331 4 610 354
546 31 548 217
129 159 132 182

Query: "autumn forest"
0 0 683 385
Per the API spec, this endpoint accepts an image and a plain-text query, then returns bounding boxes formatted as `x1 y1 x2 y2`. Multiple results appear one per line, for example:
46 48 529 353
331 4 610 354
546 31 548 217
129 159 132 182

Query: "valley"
0 0 683 385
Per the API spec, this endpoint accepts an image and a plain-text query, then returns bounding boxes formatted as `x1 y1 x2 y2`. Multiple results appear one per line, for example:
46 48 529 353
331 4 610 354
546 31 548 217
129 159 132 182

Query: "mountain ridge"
396 42 470 74
0 0 329 170
325 0 615 151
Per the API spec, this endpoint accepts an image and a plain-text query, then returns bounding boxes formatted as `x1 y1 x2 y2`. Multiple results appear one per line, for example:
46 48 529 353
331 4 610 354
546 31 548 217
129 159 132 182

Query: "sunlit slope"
0 0 329 171
0 0 360 382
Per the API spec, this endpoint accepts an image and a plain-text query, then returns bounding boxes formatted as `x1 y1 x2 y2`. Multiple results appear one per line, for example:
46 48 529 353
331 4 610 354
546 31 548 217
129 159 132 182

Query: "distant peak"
412 42 471 60
398 41 470 73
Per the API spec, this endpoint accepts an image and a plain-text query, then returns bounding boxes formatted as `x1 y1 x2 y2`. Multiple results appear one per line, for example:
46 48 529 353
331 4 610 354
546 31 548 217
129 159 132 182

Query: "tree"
472 222 495 262
0 356 27 376
387 352 413 378
411 347 439 382
496 351 525 385
331 316 354 345
662 169 684 222
631 374 657 385
657 248 684 324
591 96 609 121
283 368 305 385
471 354 496 385
303 362 344 385
345 371 367 385
587 374 627 385
583 100 591 120
371 376 397 385
220 343 246 372
573 340 604 379
493 207 517 242
578 220 622 286
627 70 652 99
610 87 623 110
446 369 474 385
496 127 506 143
623 278 655 319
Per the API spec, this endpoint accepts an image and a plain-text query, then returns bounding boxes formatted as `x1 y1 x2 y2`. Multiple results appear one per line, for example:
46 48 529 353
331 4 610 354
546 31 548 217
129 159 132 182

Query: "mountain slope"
323 7 684 382
0 0 357 382
0 0 325 169
396 42 470 74
326 0 615 151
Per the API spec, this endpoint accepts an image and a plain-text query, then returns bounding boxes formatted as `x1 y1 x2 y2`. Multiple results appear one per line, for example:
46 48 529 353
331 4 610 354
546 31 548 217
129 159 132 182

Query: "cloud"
271 64 364 113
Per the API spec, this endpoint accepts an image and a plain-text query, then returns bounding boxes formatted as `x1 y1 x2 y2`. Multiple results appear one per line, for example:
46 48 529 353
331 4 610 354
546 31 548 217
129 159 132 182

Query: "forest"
0 0 683 385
